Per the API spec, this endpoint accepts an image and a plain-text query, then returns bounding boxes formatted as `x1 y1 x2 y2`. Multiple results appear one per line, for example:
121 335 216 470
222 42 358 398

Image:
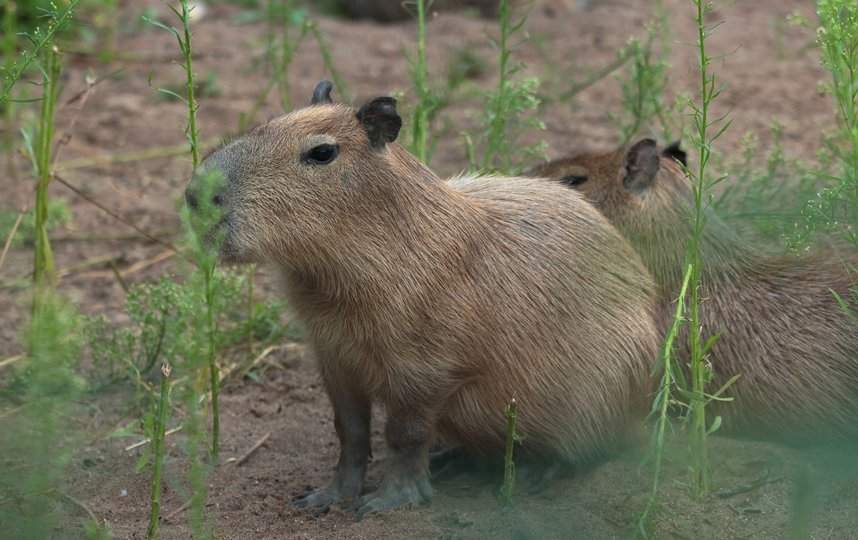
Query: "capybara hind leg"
349 409 433 520
291 371 371 514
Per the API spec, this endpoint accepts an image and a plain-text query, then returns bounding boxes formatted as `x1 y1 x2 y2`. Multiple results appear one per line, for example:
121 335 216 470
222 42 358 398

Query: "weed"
614 0 673 146
499 398 518 509
146 363 171 539
684 0 732 498
0 0 79 104
399 0 455 165
0 290 86 538
792 1 858 248
1 0 17 165
637 264 692 536
467 0 546 174
713 123 820 243
406 0 431 163
29 44 62 290
0 198 72 248
238 5 348 131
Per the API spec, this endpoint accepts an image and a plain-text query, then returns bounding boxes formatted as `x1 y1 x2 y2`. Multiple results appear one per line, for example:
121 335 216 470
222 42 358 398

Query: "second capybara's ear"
623 139 660 192
310 80 333 105
662 140 687 167
356 97 402 151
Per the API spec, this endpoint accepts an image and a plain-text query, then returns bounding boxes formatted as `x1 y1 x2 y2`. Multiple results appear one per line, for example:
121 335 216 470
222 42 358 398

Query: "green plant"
0 0 79 104
1 0 17 166
684 0 732 498
398 1 456 166
238 5 349 131
30 43 62 291
792 1 858 248
143 3 221 534
84 272 288 392
406 0 431 163
0 290 86 538
713 123 821 243
499 398 518 509
146 363 171 539
0 198 72 247
614 0 673 146
636 265 691 536
466 0 546 175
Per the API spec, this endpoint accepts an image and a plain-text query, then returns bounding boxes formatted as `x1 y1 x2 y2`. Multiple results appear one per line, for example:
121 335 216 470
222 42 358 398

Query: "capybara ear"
310 80 334 105
662 140 687 168
356 97 402 151
623 138 660 192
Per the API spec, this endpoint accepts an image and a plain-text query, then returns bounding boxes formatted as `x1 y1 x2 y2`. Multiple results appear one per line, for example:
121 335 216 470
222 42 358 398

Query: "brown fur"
528 140 858 443
187 89 660 516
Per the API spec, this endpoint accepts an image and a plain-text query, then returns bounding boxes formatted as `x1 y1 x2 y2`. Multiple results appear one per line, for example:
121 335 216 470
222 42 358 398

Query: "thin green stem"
412 0 429 163
247 265 255 357
0 0 79 104
2 0 16 169
33 45 61 293
638 264 693 535
482 0 512 171
147 363 172 540
500 399 518 509
309 22 350 103
179 2 200 168
687 0 725 498
204 261 219 459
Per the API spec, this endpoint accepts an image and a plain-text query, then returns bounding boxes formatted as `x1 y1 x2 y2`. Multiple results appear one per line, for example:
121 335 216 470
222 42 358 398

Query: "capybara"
185 81 660 518
528 138 858 443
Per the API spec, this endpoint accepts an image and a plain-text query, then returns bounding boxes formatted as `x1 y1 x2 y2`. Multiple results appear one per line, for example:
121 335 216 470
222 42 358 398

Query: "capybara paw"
291 483 358 515
348 477 432 521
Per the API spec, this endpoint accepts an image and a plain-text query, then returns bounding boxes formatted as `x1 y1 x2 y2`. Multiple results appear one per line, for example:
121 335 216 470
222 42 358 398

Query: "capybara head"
525 138 689 228
185 81 417 267
525 139 741 292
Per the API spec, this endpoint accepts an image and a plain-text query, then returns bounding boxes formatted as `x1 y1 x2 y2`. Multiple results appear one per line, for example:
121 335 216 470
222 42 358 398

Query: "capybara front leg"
291 372 371 515
349 408 433 520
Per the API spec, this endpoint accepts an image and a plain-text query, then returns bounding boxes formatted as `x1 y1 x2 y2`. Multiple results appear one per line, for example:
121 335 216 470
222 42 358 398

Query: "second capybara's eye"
561 175 588 187
303 144 340 165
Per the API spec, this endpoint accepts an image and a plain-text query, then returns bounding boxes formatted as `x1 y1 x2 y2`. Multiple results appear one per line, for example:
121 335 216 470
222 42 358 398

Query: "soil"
1 0 857 538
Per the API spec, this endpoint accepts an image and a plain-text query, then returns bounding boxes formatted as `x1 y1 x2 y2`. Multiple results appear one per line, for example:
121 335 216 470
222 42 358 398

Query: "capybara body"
186 82 660 517
529 139 858 443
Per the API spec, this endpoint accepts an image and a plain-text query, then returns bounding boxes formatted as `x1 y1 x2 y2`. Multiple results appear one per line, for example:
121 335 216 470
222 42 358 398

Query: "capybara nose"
185 188 198 210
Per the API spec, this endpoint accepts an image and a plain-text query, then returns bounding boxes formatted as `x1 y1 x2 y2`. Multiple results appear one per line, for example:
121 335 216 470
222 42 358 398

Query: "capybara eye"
304 143 339 165
561 175 588 186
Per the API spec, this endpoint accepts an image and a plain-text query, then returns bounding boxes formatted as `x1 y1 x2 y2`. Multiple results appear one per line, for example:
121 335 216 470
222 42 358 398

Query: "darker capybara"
528 139 858 444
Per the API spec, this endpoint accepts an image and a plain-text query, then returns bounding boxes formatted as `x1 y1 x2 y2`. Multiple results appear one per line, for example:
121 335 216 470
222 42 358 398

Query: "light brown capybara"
185 81 660 519
528 138 858 444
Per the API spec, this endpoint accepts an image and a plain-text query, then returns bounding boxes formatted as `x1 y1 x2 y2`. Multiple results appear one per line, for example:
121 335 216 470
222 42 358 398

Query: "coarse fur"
528 139 858 443
186 83 661 518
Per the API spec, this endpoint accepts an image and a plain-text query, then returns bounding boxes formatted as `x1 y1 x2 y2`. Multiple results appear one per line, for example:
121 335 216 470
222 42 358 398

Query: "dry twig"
233 432 271 466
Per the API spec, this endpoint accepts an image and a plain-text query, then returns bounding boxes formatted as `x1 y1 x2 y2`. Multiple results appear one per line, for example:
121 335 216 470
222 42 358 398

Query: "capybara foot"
347 475 432 521
291 479 361 516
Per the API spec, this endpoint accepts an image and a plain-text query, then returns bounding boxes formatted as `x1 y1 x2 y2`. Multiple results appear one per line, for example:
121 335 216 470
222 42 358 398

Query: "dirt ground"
1 0 857 538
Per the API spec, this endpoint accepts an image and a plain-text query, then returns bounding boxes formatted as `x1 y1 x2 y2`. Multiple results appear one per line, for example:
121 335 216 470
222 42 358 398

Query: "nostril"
213 193 223 206
185 189 198 210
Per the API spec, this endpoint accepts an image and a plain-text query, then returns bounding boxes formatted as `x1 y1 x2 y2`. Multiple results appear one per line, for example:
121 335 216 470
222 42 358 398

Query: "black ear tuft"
310 80 334 105
356 97 402 151
662 140 687 167
623 138 660 192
